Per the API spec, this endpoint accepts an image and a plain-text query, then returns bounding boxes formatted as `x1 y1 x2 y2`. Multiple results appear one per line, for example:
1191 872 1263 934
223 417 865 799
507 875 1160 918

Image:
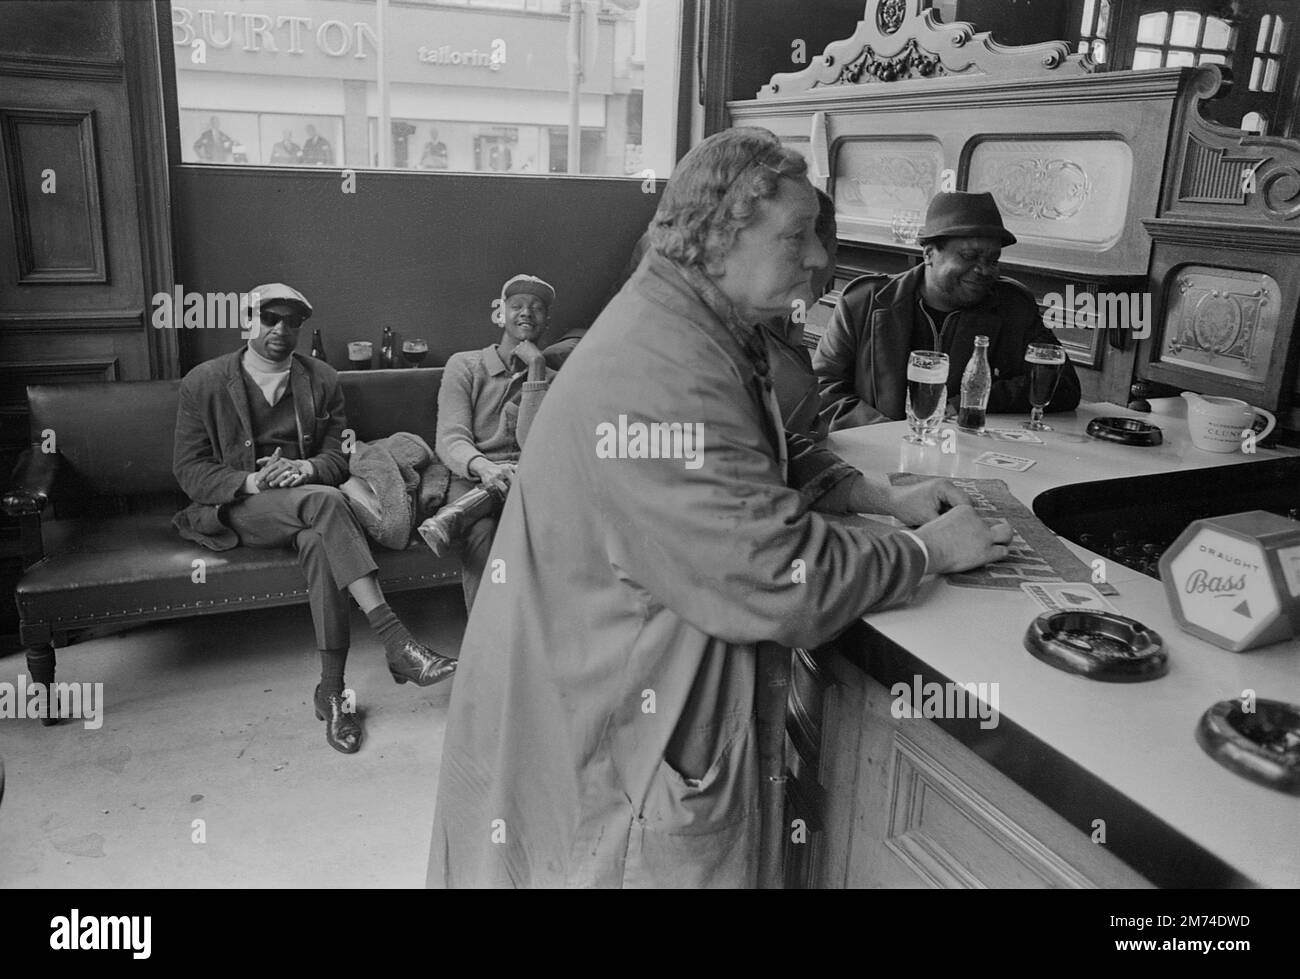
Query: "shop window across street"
170 0 680 178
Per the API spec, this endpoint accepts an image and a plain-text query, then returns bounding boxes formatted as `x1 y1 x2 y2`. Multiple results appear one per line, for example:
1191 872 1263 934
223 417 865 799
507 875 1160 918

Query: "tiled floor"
0 588 467 888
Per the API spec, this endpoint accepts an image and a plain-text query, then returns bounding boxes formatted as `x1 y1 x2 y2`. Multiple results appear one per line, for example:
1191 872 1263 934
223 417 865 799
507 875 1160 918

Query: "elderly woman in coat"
426 126 1011 888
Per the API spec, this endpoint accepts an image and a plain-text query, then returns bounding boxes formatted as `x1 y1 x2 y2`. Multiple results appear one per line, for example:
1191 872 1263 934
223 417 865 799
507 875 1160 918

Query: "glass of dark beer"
1023 343 1066 431
905 350 948 445
402 338 428 367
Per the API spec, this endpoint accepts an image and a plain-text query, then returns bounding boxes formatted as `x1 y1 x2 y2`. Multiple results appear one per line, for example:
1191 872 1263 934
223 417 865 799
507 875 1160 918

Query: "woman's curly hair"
650 127 809 272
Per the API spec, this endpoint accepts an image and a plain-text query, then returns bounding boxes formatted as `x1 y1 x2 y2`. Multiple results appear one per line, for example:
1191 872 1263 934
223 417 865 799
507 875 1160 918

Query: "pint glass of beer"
1023 343 1066 431
905 350 949 445
348 341 373 370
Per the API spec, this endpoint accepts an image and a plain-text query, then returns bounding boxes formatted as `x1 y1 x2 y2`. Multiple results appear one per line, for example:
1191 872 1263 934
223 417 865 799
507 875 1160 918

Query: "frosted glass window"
1093 39 1107 63
1202 16 1232 50
1133 48 1163 69
1263 59 1279 91
1256 15 1272 53
1270 17 1285 54
1198 53 1226 66
1166 49 1196 68
1171 11 1200 47
1097 1 1110 36
1138 12 1167 44
1241 112 1267 134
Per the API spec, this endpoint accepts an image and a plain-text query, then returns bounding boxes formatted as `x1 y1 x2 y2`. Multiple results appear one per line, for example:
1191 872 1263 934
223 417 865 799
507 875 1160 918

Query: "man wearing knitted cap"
814 191 1080 431
422 274 557 609
172 283 457 755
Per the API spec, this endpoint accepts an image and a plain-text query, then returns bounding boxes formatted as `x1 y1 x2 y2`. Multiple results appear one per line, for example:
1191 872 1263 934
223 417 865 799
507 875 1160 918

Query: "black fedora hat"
917 191 1016 247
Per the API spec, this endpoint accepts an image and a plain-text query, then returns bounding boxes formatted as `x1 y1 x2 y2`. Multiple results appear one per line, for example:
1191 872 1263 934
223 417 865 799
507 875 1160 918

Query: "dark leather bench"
3 368 460 723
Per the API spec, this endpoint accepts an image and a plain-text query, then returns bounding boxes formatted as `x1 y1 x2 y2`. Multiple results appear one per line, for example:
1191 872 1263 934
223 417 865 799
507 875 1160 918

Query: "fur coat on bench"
341 433 451 550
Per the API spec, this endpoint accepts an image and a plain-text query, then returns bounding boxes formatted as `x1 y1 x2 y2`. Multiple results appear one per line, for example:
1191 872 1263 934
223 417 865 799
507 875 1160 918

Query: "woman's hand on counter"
913 505 1013 574
885 477 970 527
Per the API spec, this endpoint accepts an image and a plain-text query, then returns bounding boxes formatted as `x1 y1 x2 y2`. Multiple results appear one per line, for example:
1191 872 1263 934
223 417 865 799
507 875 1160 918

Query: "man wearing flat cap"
814 191 1080 431
172 283 456 755
423 273 557 610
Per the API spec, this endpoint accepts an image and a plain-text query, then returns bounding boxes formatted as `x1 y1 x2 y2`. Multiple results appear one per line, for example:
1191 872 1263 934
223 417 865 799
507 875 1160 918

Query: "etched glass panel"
968 138 1133 252
832 138 944 242
1160 267 1280 384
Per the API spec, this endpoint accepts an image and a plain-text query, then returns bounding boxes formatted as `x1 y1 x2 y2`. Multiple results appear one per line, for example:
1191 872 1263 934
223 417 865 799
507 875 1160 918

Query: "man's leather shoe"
418 486 499 557
387 640 458 687
313 685 362 754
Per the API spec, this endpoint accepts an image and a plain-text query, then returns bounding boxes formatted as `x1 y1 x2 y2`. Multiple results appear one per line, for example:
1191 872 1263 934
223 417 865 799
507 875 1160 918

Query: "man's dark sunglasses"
259 309 305 330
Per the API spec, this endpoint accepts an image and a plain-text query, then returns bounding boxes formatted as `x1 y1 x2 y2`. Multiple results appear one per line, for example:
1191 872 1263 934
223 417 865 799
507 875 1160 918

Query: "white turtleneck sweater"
242 343 292 406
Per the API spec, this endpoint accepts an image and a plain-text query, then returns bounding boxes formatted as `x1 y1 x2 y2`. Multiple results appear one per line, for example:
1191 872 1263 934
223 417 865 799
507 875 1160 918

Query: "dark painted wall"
172 168 662 372
729 0 875 103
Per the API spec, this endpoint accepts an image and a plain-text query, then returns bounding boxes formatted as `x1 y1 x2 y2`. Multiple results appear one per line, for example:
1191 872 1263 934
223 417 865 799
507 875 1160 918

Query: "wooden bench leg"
25 643 58 727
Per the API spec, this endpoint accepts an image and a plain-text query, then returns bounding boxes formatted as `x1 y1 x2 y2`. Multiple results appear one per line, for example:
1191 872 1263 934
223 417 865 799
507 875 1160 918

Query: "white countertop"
826 400 1300 888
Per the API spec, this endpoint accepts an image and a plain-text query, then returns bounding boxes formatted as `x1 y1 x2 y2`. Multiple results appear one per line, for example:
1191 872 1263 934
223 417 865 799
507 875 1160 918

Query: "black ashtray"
1024 610 1167 681
1086 416 1163 446
1196 698 1300 795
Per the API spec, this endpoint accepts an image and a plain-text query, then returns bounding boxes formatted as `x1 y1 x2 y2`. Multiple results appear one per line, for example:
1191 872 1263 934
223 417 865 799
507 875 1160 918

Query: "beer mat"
889 473 1120 595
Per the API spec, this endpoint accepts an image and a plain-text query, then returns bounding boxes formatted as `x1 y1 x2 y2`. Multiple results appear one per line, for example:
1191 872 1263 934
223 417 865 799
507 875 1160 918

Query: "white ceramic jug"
1182 391 1276 453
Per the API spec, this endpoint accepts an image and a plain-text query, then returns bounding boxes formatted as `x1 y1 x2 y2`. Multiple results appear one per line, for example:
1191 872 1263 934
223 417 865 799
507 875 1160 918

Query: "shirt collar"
482 343 511 376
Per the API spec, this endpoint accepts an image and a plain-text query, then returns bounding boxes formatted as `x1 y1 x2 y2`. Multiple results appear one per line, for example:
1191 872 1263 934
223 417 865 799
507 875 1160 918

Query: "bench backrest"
26 367 443 497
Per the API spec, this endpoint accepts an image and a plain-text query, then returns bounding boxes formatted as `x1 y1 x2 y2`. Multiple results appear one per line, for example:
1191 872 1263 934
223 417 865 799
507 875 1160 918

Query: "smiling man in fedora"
813 190 1080 431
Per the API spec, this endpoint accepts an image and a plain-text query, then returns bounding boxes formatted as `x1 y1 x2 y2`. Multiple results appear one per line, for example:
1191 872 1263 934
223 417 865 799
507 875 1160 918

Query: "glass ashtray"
1196 698 1300 795
1024 610 1168 681
1086 417 1163 446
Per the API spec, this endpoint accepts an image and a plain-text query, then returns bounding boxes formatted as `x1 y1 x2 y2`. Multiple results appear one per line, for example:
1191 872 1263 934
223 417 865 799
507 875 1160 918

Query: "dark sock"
319 648 347 698
366 603 415 659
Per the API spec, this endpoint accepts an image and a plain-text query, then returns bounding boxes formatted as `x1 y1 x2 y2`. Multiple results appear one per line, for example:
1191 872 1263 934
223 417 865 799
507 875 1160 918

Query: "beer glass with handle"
905 350 949 445
1023 343 1066 431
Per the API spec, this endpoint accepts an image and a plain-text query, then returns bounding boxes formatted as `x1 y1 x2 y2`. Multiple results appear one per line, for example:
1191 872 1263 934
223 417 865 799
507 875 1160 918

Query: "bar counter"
812 399 1300 888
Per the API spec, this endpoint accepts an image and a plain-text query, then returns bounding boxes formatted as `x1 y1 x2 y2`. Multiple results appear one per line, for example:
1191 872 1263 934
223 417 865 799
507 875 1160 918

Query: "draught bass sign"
1158 511 1300 652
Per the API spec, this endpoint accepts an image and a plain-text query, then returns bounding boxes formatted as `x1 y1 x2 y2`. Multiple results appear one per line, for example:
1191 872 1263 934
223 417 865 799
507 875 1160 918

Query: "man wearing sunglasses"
173 283 457 755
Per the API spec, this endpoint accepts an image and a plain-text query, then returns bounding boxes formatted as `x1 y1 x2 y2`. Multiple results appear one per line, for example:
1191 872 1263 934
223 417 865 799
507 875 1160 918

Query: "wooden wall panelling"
0 108 107 283
0 1 175 647
1137 63 1300 418
823 663 1153 888
731 10 1191 407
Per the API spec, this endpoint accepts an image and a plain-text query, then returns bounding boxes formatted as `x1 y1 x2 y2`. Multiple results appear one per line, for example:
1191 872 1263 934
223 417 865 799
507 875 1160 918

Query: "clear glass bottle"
958 335 991 433
380 326 395 369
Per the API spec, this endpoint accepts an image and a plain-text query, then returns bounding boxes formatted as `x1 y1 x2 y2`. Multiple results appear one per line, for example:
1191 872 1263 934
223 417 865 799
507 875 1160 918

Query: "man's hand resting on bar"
885 477 970 527
913 505 1013 574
